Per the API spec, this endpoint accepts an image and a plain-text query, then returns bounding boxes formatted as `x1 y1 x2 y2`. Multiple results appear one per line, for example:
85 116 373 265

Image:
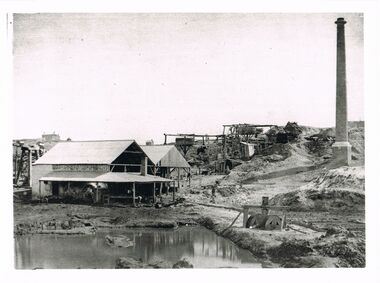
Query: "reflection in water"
15 226 261 269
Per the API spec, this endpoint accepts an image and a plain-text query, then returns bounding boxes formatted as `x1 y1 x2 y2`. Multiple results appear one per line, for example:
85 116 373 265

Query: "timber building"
32 140 176 205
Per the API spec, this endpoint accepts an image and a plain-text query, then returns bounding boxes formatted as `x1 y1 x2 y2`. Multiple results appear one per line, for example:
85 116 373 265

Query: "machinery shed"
140 144 191 190
31 140 172 205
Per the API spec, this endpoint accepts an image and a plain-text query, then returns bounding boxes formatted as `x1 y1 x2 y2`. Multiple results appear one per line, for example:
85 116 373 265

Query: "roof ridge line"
59 139 136 143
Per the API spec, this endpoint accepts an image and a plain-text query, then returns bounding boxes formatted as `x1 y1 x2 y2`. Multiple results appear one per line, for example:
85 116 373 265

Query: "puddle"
15 226 262 269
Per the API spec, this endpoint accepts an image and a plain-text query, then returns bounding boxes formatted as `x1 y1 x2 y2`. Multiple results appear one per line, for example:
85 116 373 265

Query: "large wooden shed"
32 140 172 205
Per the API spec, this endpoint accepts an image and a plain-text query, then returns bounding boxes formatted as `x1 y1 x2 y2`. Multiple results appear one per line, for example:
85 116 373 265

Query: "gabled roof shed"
33 140 142 165
140 145 190 168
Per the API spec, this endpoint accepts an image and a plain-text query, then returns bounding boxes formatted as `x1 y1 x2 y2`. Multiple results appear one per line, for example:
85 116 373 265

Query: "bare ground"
14 173 365 268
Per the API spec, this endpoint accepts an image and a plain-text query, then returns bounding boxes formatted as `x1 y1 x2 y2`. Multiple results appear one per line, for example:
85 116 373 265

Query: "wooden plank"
14 188 32 193
188 201 242 212
222 211 242 234
242 205 290 210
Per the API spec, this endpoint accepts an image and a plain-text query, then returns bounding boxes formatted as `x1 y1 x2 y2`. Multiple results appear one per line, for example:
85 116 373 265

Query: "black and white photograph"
1 1 380 280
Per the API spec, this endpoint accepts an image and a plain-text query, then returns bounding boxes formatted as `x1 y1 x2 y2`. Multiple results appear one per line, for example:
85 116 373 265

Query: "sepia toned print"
13 13 364 269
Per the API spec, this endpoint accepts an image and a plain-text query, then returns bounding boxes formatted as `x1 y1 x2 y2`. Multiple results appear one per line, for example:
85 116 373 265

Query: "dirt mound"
216 185 239 197
349 127 365 161
222 142 314 185
172 258 194 268
305 123 364 163
219 121 363 186
259 143 293 158
267 239 313 261
270 166 365 211
308 166 364 191
185 141 223 167
314 231 365 267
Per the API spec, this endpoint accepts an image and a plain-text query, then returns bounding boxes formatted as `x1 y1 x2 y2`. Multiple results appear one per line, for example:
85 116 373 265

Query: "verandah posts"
132 182 136 207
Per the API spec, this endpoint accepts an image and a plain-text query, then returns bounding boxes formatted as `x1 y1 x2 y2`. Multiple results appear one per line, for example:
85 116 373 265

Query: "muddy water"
15 226 261 269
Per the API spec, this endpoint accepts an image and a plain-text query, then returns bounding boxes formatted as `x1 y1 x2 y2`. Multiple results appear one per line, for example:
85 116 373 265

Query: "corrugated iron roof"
34 140 135 165
40 171 172 183
39 171 103 182
96 172 171 183
140 145 173 164
140 145 190 168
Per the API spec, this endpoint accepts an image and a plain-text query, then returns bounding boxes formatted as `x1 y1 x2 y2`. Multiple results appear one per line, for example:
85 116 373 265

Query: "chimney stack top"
335 18 347 25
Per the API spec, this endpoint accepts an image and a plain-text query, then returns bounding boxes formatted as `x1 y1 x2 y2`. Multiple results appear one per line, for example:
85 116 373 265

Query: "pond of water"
15 226 262 269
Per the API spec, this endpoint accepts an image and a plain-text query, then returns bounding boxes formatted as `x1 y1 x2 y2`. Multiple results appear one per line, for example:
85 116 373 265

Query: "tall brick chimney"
332 17 351 166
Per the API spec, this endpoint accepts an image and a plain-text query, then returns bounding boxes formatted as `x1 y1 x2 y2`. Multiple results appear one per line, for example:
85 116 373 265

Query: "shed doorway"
52 182 59 196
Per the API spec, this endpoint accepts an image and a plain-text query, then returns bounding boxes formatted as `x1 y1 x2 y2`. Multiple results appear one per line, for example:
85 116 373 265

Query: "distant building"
42 133 60 143
145 139 154 145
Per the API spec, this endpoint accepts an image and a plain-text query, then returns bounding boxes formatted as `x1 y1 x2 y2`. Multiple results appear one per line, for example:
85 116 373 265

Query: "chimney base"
331 141 352 167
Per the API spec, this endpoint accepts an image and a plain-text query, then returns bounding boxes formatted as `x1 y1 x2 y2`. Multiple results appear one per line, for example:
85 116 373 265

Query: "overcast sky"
12 13 363 144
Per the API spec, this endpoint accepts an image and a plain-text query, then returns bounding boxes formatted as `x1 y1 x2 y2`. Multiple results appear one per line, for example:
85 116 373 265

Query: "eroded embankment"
13 202 365 268
270 166 365 211
197 215 365 268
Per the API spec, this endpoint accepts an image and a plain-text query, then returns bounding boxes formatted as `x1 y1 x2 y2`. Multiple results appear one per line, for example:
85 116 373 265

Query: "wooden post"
96 184 99 203
67 181 71 198
159 182 162 197
132 182 136 207
14 150 17 184
172 182 175 202
281 214 286 230
28 150 32 187
261 196 269 215
177 168 180 191
164 134 167 145
38 180 41 202
153 182 156 203
242 206 249 228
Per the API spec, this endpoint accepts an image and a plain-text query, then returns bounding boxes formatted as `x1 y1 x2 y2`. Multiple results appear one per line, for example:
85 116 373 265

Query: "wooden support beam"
221 211 242 234
123 150 144 154
177 168 180 191
111 163 155 167
159 182 162 197
132 182 136 207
